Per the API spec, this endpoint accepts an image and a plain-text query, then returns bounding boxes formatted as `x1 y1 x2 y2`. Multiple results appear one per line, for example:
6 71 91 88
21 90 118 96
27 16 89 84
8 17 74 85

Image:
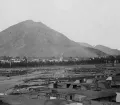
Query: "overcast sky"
0 0 120 49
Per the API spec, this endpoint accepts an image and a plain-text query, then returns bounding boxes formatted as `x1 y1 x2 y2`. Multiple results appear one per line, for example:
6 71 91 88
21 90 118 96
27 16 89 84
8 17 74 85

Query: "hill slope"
78 42 93 48
95 45 120 55
0 20 107 57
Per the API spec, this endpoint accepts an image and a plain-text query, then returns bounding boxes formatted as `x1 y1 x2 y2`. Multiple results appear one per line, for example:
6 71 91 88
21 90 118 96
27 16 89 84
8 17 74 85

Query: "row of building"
0 56 80 64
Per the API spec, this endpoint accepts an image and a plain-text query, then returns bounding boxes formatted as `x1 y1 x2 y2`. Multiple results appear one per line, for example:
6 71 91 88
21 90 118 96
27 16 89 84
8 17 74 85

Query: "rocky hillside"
0 20 107 58
95 45 120 56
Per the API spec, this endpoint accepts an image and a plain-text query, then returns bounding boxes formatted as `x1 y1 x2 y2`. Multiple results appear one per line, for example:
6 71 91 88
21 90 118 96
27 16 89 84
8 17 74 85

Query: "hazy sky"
0 0 120 49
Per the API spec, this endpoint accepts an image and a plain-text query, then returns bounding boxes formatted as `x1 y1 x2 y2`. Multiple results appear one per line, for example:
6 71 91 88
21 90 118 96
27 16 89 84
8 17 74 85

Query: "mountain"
0 20 107 58
95 45 120 55
78 42 93 48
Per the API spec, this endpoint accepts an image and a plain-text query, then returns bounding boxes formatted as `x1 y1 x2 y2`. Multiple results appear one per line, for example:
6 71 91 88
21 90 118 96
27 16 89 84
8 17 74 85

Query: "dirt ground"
0 95 46 105
0 65 119 105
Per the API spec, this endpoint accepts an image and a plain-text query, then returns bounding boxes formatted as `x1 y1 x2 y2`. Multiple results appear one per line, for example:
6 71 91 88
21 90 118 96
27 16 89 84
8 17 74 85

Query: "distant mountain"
95 45 120 55
78 42 93 48
0 20 107 57
84 47 107 57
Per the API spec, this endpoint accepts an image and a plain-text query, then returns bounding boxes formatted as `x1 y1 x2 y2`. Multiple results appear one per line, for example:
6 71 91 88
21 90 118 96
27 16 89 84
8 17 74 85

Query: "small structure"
116 92 120 102
44 99 69 105
74 80 80 84
106 76 112 81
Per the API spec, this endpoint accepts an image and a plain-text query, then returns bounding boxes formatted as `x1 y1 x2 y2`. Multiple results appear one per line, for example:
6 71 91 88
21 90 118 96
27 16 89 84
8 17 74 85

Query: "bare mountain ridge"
95 45 120 56
0 20 108 57
78 42 120 56
78 42 93 48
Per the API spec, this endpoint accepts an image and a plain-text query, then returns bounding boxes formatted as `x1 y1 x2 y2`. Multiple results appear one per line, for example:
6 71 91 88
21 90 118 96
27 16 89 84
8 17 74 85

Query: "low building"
0 60 10 63
10 58 21 63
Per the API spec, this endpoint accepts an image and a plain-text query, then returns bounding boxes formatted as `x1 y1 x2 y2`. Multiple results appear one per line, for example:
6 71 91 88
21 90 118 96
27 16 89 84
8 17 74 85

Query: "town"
0 0 120 104
0 60 120 105
0 55 120 68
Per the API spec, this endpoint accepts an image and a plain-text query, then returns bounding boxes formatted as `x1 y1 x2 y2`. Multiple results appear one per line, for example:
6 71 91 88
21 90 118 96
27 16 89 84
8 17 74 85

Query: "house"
31 59 40 62
116 91 120 102
0 60 10 63
10 58 21 63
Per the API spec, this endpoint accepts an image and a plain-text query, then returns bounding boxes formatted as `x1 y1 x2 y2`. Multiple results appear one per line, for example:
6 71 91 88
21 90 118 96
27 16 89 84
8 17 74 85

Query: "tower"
59 53 63 62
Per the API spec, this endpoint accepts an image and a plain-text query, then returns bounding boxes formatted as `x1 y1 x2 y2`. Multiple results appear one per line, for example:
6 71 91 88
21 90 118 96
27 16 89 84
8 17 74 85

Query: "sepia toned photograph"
0 0 120 105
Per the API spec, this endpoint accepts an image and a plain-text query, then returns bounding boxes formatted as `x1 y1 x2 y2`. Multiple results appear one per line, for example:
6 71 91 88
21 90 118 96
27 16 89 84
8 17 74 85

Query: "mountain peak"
19 20 50 30
24 20 34 22
0 20 110 57
21 20 35 24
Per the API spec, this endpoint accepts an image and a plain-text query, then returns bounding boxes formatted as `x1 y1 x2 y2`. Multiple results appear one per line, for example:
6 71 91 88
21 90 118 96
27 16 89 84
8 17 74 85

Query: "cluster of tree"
0 55 120 68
